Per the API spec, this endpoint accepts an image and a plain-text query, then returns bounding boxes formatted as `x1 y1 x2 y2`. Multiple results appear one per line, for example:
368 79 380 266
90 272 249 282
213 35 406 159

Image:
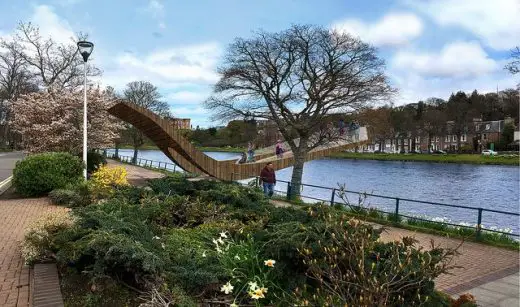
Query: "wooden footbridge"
107 102 368 180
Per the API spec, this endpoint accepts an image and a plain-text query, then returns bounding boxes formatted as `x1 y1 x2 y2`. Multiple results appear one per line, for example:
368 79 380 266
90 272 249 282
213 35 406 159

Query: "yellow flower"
250 288 265 300
264 259 276 267
220 281 234 294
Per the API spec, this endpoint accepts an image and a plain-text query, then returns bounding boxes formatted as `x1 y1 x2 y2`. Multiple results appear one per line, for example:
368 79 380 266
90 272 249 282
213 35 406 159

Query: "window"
415 136 420 143
485 124 491 130
461 134 467 142
445 135 449 142
483 133 487 140
436 136 439 142
452 135 457 142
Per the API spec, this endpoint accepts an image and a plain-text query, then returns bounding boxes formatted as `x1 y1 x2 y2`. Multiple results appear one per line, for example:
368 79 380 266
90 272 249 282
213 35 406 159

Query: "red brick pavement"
0 198 64 307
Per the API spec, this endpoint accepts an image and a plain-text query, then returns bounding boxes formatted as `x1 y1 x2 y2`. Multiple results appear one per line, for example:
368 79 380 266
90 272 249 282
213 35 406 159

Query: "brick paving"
0 198 64 307
377 226 519 293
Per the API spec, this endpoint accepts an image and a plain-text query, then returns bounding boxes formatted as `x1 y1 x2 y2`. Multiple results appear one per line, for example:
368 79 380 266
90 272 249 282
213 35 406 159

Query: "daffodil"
161 243 166 249
250 288 265 299
264 259 276 267
217 238 225 245
248 281 258 291
234 254 241 260
202 251 206 258
152 236 160 240
220 281 234 294
220 231 228 238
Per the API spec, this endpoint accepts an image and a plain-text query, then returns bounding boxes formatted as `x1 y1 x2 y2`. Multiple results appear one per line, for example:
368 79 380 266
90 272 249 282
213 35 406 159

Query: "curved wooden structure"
108 102 368 180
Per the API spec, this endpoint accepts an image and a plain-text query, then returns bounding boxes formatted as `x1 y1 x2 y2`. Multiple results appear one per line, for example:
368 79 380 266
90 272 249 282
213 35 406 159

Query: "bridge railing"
247 177 519 240
101 151 518 240
104 152 185 173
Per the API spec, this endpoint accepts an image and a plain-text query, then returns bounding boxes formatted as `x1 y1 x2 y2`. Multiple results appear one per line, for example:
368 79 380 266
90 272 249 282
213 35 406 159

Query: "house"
167 117 191 130
364 117 516 153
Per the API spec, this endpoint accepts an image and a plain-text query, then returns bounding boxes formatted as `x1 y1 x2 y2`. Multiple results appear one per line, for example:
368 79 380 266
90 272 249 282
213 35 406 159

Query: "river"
107 149 520 234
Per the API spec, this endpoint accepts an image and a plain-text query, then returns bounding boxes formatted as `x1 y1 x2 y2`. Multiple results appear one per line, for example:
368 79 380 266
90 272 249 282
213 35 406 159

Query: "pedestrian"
238 152 247 164
260 162 276 197
275 140 284 159
247 142 255 162
339 119 345 136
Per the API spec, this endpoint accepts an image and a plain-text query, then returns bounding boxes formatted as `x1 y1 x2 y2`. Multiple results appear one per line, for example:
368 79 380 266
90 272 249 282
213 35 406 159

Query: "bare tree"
205 25 395 197
0 41 38 147
1 22 100 89
123 81 170 163
505 47 519 75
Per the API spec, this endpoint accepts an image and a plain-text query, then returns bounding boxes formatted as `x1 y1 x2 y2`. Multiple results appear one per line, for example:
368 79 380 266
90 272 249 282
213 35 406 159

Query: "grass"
330 152 520 166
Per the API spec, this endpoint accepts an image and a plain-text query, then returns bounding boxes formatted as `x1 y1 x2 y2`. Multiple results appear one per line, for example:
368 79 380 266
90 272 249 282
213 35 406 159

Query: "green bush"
13 152 84 196
49 182 92 207
86 152 107 174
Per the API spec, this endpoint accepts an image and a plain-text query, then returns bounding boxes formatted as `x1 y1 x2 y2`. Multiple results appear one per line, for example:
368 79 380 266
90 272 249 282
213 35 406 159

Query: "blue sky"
0 0 518 127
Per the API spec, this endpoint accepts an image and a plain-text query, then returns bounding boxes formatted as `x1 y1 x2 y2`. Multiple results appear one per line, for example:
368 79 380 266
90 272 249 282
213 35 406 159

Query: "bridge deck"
107 102 368 180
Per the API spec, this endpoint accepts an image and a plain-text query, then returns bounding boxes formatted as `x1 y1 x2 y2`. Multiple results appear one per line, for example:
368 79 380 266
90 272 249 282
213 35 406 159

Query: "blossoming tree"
10 87 121 153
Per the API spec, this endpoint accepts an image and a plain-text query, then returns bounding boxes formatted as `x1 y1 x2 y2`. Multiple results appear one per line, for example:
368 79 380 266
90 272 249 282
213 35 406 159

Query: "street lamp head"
77 41 94 62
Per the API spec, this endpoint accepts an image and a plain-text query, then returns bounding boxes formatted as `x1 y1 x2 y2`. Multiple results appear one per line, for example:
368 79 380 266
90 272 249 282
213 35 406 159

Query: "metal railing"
251 178 519 240
102 151 519 240
105 152 185 173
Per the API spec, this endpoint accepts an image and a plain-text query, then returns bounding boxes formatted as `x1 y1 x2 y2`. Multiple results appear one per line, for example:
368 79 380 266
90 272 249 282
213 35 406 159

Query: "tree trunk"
132 147 138 164
289 151 305 200
428 134 432 153
457 133 461 153
400 137 405 153
114 141 120 159
289 139 308 200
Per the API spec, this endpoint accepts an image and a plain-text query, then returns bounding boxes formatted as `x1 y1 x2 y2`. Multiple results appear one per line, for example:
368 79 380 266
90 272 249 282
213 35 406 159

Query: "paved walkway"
0 198 63 307
457 272 519 307
0 152 24 182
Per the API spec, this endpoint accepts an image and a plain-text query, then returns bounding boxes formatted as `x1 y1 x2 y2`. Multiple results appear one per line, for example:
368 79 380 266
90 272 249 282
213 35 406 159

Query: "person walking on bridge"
260 162 276 197
275 140 284 159
247 142 255 162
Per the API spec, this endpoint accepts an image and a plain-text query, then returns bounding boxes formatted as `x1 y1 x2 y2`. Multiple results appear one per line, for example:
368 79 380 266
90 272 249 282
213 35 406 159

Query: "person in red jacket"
259 162 276 197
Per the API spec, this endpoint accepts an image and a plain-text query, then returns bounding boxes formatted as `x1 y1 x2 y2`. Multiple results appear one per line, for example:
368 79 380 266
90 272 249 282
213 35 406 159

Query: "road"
0 151 23 182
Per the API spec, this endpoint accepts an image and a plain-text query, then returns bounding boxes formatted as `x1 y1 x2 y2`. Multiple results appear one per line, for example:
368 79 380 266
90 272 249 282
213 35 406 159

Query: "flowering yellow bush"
21 210 75 264
90 165 128 196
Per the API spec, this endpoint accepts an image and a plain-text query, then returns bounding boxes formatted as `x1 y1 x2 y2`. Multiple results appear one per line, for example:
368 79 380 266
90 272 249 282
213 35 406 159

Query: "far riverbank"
329 152 519 166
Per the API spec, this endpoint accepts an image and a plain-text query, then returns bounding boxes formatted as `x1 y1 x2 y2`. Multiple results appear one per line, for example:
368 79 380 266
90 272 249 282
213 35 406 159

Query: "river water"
108 149 520 234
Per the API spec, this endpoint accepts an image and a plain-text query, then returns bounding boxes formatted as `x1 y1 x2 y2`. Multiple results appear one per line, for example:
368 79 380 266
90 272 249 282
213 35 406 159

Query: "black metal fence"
105 153 185 174
104 152 519 240
257 178 519 240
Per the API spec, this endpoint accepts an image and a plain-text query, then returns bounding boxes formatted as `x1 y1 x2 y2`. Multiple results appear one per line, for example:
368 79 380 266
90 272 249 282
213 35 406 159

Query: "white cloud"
143 0 166 30
168 91 209 103
30 5 76 45
332 12 423 47
393 71 517 105
408 0 520 50
392 41 498 78
101 43 221 99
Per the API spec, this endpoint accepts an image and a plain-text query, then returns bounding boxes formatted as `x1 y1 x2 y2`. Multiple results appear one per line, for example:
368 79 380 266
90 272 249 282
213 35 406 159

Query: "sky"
0 0 518 127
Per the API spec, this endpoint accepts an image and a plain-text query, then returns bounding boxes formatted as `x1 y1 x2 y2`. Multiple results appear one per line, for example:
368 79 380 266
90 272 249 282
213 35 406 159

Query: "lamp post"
77 41 94 180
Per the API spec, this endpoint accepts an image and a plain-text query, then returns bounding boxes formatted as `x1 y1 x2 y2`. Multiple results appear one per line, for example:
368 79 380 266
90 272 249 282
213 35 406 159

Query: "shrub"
164 227 226 294
13 152 83 196
90 165 128 197
49 189 83 207
21 210 75 264
86 152 107 174
292 213 459 306
49 182 92 207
